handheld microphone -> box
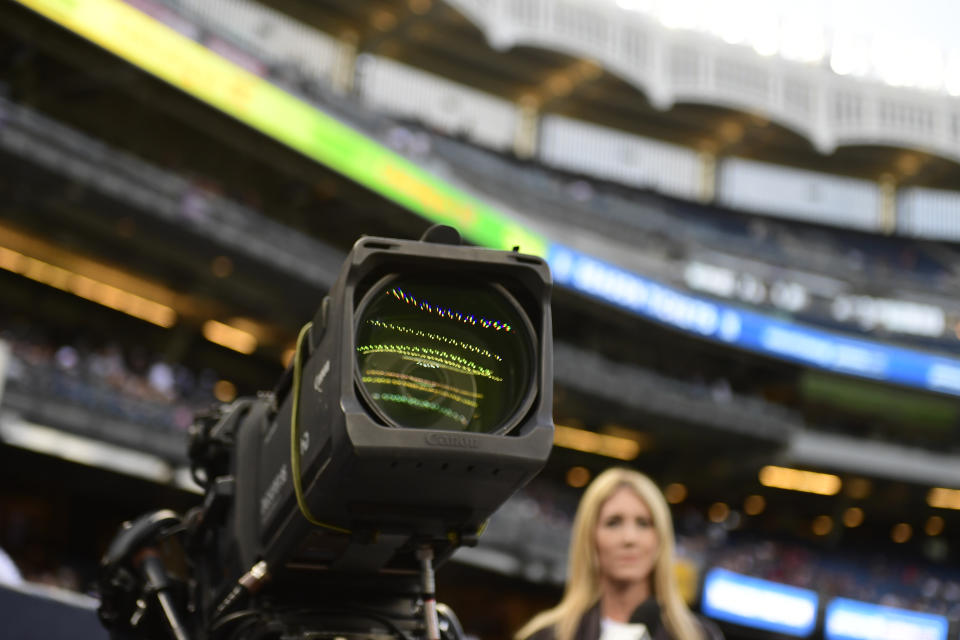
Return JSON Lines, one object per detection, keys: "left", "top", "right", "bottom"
{"left": 629, "top": 598, "right": 662, "bottom": 639}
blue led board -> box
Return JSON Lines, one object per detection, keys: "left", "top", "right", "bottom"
{"left": 548, "top": 243, "right": 960, "bottom": 397}
{"left": 825, "top": 598, "right": 948, "bottom": 640}
{"left": 701, "top": 568, "right": 818, "bottom": 637}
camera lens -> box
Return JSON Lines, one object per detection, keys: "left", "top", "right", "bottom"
{"left": 355, "top": 276, "right": 536, "bottom": 434}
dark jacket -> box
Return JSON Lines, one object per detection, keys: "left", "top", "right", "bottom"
{"left": 529, "top": 601, "right": 724, "bottom": 640}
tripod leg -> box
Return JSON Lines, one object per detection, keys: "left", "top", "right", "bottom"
{"left": 140, "top": 554, "right": 190, "bottom": 640}
{"left": 417, "top": 545, "right": 440, "bottom": 640}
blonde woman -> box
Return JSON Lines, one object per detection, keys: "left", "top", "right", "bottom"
{"left": 516, "top": 468, "right": 722, "bottom": 640}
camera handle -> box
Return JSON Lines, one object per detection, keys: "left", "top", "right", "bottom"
{"left": 98, "top": 510, "right": 190, "bottom": 640}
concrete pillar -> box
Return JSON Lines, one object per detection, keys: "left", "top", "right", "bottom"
{"left": 698, "top": 151, "right": 717, "bottom": 203}
{"left": 879, "top": 175, "right": 897, "bottom": 234}
{"left": 514, "top": 99, "right": 540, "bottom": 159}
{"left": 333, "top": 34, "right": 358, "bottom": 95}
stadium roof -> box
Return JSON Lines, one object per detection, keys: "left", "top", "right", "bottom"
{"left": 256, "top": 0, "right": 960, "bottom": 188}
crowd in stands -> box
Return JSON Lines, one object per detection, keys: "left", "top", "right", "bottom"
{"left": 0, "top": 321, "right": 220, "bottom": 434}
{"left": 1, "top": 323, "right": 957, "bottom": 621}
{"left": 712, "top": 536, "right": 960, "bottom": 621}
{"left": 4, "top": 477, "right": 959, "bottom": 622}
{"left": 0, "top": 322, "right": 225, "bottom": 594}
{"left": 488, "top": 484, "right": 960, "bottom": 623}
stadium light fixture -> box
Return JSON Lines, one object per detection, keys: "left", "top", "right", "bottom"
{"left": 553, "top": 423, "right": 642, "bottom": 460}
{"left": 811, "top": 515, "right": 833, "bottom": 536}
{"left": 844, "top": 477, "right": 872, "bottom": 500}
{"left": 750, "top": 15, "right": 780, "bottom": 57}
{"left": 891, "top": 522, "right": 912, "bottom": 544}
{"left": 566, "top": 466, "right": 591, "bottom": 488}
{"left": 925, "top": 516, "right": 945, "bottom": 536}
{"left": 743, "top": 494, "right": 765, "bottom": 515}
{"left": 213, "top": 380, "right": 238, "bottom": 403}
{"left": 842, "top": 507, "right": 864, "bottom": 528}
{"left": 927, "top": 487, "right": 960, "bottom": 510}
{"left": 708, "top": 502, "right": 730, "bottom": 523}
{"left": 758, "top": 465, "right": 841, "bottom": 496}
{"left": 202, "top": 320, "right": 258, "bottom": 354}
{"left": 664, "top": 482, "right": 688, "bottom": 504}
{"left": 829, "top": 34, "right": 870, "bottom": 77}
{"left": 0, "top": 245, "right": 177, "bottom": 328}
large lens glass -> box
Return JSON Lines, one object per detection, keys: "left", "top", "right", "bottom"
{"left": 355, "top": 276, "right": 535, "bottom": 434}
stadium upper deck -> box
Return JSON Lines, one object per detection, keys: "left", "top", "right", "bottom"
{"left": 201, "top": 0, "right": 960, "bottom": 184}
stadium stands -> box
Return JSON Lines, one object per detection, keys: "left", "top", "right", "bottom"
{"left": 3, "top": 1, "right": 960, "bottom": 639}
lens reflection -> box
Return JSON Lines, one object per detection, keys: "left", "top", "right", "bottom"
{"left": 355, "top": 278, "right": 534, "bottom": 433}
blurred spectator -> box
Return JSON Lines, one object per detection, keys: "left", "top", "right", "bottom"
{"left": 0, "top": 546, "right": 23, "bottom": 586}
{"left": 1, "top": 324, "right": 220, "bottom": 433}
{"left": 565, "top": 180, "right": 594, "bottom": 203}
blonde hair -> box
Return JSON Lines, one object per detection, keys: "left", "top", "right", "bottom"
{"left": 515, "top": 468, "right": 702, "bottom": 640}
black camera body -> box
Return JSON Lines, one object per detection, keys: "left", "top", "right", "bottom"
{"left": 99, "top": 229, "right": 554, "bottom": 640}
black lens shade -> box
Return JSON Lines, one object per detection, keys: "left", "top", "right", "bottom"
{"left": 355, "top": 276, "right": 535, "bottom": 434}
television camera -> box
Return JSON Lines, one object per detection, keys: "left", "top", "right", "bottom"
{"left": 97, "top": 226, "right": 554, "bottom": 640}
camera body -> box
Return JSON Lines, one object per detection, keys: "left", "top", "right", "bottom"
{"left": 100, "top": 229, "right": 554, "bottom": 640}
